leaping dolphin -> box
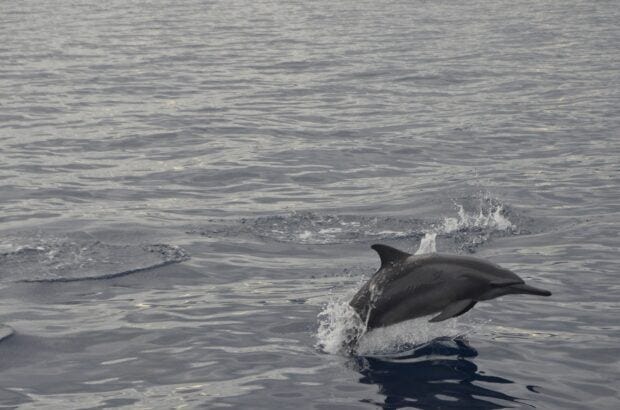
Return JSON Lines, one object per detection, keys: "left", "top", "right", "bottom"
{"left": 350, "top": 244, "right": 551, "bottom": 330}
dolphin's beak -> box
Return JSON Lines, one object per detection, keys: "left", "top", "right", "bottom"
{"left": 509, "top": 283, "right": 552, "bottom": 297}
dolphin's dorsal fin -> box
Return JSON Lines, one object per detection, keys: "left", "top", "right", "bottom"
{"left": 371, "top": 244, "right": 411, "bottom": 269}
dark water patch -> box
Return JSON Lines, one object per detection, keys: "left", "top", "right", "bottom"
{"left": 0, "top": 387, "right": 32, "bottom": 408}
{"left": 354, "top": 337, "right": 525, "bottom": 409}
{"left": 86, "top": 398, "right": 141, "bottom": 409}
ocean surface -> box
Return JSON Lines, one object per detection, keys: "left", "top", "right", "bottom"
{"left": 1, "top": 0, "right": 619, "bottom": 408}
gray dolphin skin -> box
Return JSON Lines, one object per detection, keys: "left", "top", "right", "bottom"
{"left": 350, "top": 244, "right": 552, "bottom": 330}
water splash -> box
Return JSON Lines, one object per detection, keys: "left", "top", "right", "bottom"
{"left": 315, "top": 295, "right": 365, "bottom": 355}
{"left": 442, "top": 203, "right": 514, "bottom": 234}
{"left": 415, "top": 232, "right": 437, "bottom": 255}
{"left": 415, "top": 199, "right": 515, "bottom": 255}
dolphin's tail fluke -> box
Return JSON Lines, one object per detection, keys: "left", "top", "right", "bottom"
{"left": 509, "top": 283, "right": 552, "bottom": 297}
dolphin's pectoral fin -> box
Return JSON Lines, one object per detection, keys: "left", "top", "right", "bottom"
{"left": 429, "top": 299, "right": 477, "bottom": 323}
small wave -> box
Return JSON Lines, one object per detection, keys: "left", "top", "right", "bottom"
{"left": 0, "top": 238, "right": 189, "bottom": 283}
{"left": 0, "top": 324, "right": 14, "bottom": 342}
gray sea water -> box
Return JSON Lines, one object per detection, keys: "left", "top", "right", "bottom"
{"left": 1, "top": 0, "right": 619, "bottom": 408}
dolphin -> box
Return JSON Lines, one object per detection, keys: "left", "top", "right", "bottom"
{"left": 350, "top": 244, "right": 551, "bottom": 330}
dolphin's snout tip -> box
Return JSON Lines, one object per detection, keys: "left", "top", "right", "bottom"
{"left": 532, "top": 287, "right": 552, "bottom": 297}
{"left": 511, "top": 283, "right": 552, "bottom": 297}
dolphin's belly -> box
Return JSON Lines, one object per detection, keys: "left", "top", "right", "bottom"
{"left": 366, "top": 284, "right": 449, "bottom": 328}
{"left": 365, "top": 271, "right": 481, "bottom": 329}
{"left": 368, "top": 298, "right": 441, "bottom": 328}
